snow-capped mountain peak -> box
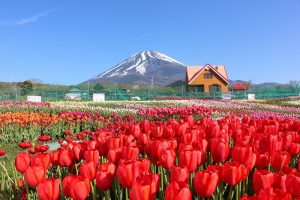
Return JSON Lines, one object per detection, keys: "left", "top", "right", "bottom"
{"left": 88, "top": 50, "right": 186, "bottom": 86}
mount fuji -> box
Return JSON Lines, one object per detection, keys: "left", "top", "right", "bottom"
{"left": 86, "top": 51, "right": 186, "bottom": 86}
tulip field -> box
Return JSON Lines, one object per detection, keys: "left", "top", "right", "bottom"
{"left": 0, "top": 98, "right": 300, "bottom": 200}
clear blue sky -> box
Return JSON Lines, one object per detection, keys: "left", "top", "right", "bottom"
{"left": 0, "top": 0, "right": 299, "bottom": 85}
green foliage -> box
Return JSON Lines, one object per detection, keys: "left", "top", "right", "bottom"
{"left": 17, "top": 80, "right": 34, "bottom": 95}
{"left": 93, "top": 83, "right": 105, "bottom": 91}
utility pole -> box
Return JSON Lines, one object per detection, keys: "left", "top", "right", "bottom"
{"left": 87, "top": 81, "right": 90, "bottom": 100}
{"left": 151, "top": 76, "right": 154, "bottom": 91}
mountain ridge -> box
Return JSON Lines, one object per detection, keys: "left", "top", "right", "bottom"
{"left": 84, "top": 50, "right": 186, "bottom": 86}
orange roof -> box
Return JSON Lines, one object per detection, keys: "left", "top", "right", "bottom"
{"left": 232, "top": 82, "right": 247, "bottom": 90}
{"left": 186, "top": 64, "right": 228, "bottom": 84}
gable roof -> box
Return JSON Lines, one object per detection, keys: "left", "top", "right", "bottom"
{"left": 186, "top": 64, "right": 229, "bottom": 85}
{"left": 232, "top": 82, "right": 247, "bottom": 90}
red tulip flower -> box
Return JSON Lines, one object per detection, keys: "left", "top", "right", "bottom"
{"left": 255, "top": 152, "right": 270, "bottom": 169}
{"left": 288, "top": 142, "right": 300, "bottom": 157}
{"left": 15, "top": 152, "right": 31, "bottom": 173}
{"left": 79, "top": 161, "right": 96, "bottom": 180}
{"left": 252, "top": 170, "right": 274, "bottom": 194}
{"left": 273, "top": 173, "right": 287, "bottom": 192}
{"left": 121, "top": 146, "right": 140, "bottom": 161}
{"left": 38, "top": 135, "right": 51, "bottom": 142}
{"left": 37, "top": 178, "right": 60, "bottom": 200}
{"left": 170, "top": 166, "right": 190, "bottom": 183}
{"left": 24, "top": 165, "right": 46, "bottom": 187}
{"left": 271, "top": 151, "right": 291, "bottom": 171}
{"left": 130, "top": 173, "right": 160, "bottom": 200}
{"left": 116, "top": 160, "right": 135, "bottom": 188}
{"left": 50, "top": 150, "right": 59, "bottom": 166}
{"left": 64, "top": 130, "right": 72, "bottom": 135}
{"left": 31, "top": 153, "right": 51, "bottom": 170}
{"left": 159, "top": 148, "right": 176, "bottom": 169}
{"left": 106, "top": 136, "right": 122, "bottom": 150}
{"left": 62, "top": 174, "right": 91, "bottom": 200}
{"left": 18, "top": 142, "right": 33, "bottom": 149}
{"left": 107, "top": 148, "right": 122, "bottom": 164}
{"left": 231, "top": 145, "right": 256, "bottom": 170}
{"left": 58, "top": 148, "right": 74, "bottom": 167}
{"left": 194, "top": 169, "right": 219, "bottom": 197}
{"left": 117, "top": 158, "right": 150, "bottom": 188}
{"left": 165, "top": 181, "right": 192, "bottom": 200}
{"left": 222, "top": 161, "right": 248, "bottom": 186}
{"left": 96, "top": 162, "right": 116, "bottom": 190}
{"left": 286, "top": 172, "right": 300, "bottom": 198}
{"left": 179, "top": 145, "right": 202, "bottom": 172}
{"left": 83, "top": 150, "right": 99, "bottom": 167}
{"left": 33, "top": 145, "right": 50, "bottom": 153}
{"left": 211, "top": 138, "right": 230, "bottom": 163}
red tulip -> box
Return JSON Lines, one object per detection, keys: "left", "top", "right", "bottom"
{"left": 71, "top": 143, "right": 83, "bottom": 161}
{"left": 116, "top": 160, "right": 135, "bottom": 188}
{"left": 31, "top": 153, "right": 51, "bottom": 170}
{"left": 96, "top": 162, "right": 116, "bottom": 190}
{"left": 18, "top": 142, "right": 33, "bottom": 149}
{"left": 121, "top": 146, "right": 139, "bottom": 160}
{"left": 15, "top": 152, "right": 31, "bottom": 173}
{"left": 117, "top": 158, "right": 150, "bottom": 188}
{"left": 37, "top": 178, "right": 60, "bottom": 200}
{"left": 254, "top": 187, "right": 291, "bottom": 200}
{"left": 33, "top": 145, "right": 50, "bottom": 153}
{"left": 286, "top": 172, "right": 300, "bottom": 198}
{"left": 24, "top": 165, "right": 46, "bottom": 187}
{"left": 50, "top": 150, "right": 59, "bottom": 166}
{"left": 165, "top": 181, "right": 192, "bottom": 200}
{"left": 79, "top": 161, "right": 96, "bottom": 180}
{"left": 38, "top": 135, "right": 51, "bottom": 142}
{"left": 222, "top": 161, "right": 248, "bottom": 186}
{"left": 252, "top": 170, "right": 274, "bottom": 194}
{"left": 271, "top": 151, "right": 290, "bottom": 171}
{"left": 62, "top": 174, "right": 90, "bottom": 200}
{"left": 254, "top": 152, "right": 270, "bottom": 169}
{"left": 211, "top": 138, "right": 230, "bottom": 163}
{"left": 58, "top": 148, "right": 74, "bottom": 167}
{"left": 194, "top": 169, "right": 219, "bottom": 197}
{"left": 170, "top": 166, "right": 189, "bottom": 183}
{"left": 179, "top": 145, "right": 202, "bottom": 172}
{"left": 231, "top": 145, "right": 256, "bottom": 170}
{"left": 159, "top": 148, "right": 176, "bottom": 169}
{"left": 106, "top": 136, "right": 122, "bottom": 150}
{"left": 83, "top": 150, "right": 99, "bottom": 167}
{"left": 288, "top": 143, "right": 300, "bottom": 157}
{"left": 273, "top": 173, "right": 287, "bottom": 192}
{"left": 64, "top": 130, "right": 72, "bottom": 135}
{"left": 129, "top": 173, "right": 160, "bottom": 200}
{"left": 107, "top": 148, "right": 122, "bottom": 164}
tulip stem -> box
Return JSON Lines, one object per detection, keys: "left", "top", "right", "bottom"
{"left": 0, "top": 162, "right": 13, "bottom": 183}
{"left": 25, "top": 183, "right": 31, "bottom": 200}
{"left": 235, "top": 184, "right": 239, "bottom": 200}
{"left": 227, "top": 186, "right": 234, "bottom": 200}
{"left": 91, "top": 181, "right": 96, "bottom": 200}
{"left": 125, "top": 188, "right": 129, "bottom": 200}
{"left": 159, "top": 166, "right": 164, "bottom": 199}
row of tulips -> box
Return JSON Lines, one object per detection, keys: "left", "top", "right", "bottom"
{"left": 1, "top": 113, "right": 300, "bottom": 199}
{"left": 0, "top": 111, "right": 135, "bottom": 143}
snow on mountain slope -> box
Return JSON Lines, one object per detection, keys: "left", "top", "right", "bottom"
{"left": 86, "top": 51, "right": 186, "bottom": 86}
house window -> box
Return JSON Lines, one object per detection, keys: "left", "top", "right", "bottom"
{"left": 209, "top": 85, "right": 221, "bottom": 92}
{"left": 204, "top": 73, "right": 212, "bottom": 79}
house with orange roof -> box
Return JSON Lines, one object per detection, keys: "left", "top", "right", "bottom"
{"left": 186, "top": 64, "right": 229, "bottom": 93}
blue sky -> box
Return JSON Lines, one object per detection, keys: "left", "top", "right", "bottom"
{"left": 0, "top": 0, "right": 299, "bottom": 85}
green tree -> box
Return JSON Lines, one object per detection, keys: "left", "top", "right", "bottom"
{"left": 93, "top": 83, "right": 105, "bottom": 91}
{"left": 17, "top": 80, "right": 34, "bottom": 95}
